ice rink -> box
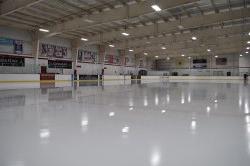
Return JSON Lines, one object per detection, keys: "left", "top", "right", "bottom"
{"left": 0, "top": 80, "right": 250, "bottom": 166}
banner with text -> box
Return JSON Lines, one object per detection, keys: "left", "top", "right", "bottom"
{"left": 40, "top": 43, "right": 69, "bottom": 59}
{"left": 78, "top": 50, "right": 97, "bottom": 63}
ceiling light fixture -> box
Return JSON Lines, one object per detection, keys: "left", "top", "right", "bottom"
{"left": 121, "top": 32, "right": 130, "bottom": 36}
{"left": 181, "top": 54, "right": 185, "bottom": 57}
{"left": 161, "top": 46, "right": 166, "bottom": 50}
{"left": 192, "top": 36, "right": 197, "bottom": 40}
{"left": 155, "top": 56, "right": 159, "bottom": 58}
{"left": 129, "top": 49, "right": 134, "bottom": 52}
{"left": 215, "top": 55, "right": 218, "bottom": 58}
{"left": 151, "top": 5, "right": 162, "bottom": 12}
{"left": 81, "top": 37, "right": 88, "bottom": 41}
{"left": 188, "top": 56, "right": 191, "bottom": 59}
{"left": 246, "top": 51, "right": 249, "bottom": 54}
{"left": 207, "top": 49, "right": 211, "bottom": 52}
{"left": 39, "top": 28, "right": 49, "bottom": 32}
{"left": 178, "top": 25, "right": 184, "bottom": 29}
{"left": 240, "top": 54, "right": 243, "bottom": 57}
{"left": 249, "top": 32, "right": 250, "bottom": 36}
{"left": 167, "top": 57, "right": 170, "bottom": 60}
{"left": 109, "top": 44, "right": 115, "bottom": 48}
{"left": 247, "top": 41, "right": 250, "bottom": 44}
{"left": 84, "top": 19, "right": 94, "bottom": 23}
{"left": 247, "top": 47, "right": 250, "bottom": 50}
{"left": 144, "top": 52, "right": 148, "bottom": 55}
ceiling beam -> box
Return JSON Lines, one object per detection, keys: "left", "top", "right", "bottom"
{"left": 136, "top": 40, "right": 247, "bottom": 58}
{"left": 45, "top": 0, "right": 199, "bottom": 37}
{"left": 85, "top": 8, "right": 250, "bottom": 44}
{"left": 0, "top": 0, "right": 44, "bottom": 16}
{"left": 114, "top": 25, "right": 250, "bottom": 49}
{"left": 134, "top": 35, "right": 248, "bottom": 54}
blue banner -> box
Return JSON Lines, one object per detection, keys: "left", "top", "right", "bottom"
{"left": 0, "top": 37, "right": 14, "bottom": 45}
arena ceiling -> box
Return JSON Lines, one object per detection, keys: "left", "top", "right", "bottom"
{"left": 0, "top": 0, "right": 250, "bottom": 58}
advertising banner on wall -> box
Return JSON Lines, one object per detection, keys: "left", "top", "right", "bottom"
{"left": 193, "top": 59, "right": 207, "bottom": 69}
{"left": 216, "top": 58, "right": 227, "bottom": 65}
{"left": 14, "top": 40, "right": 23, "bottom": 54}
{"left": 0, "top": 55, "right": 25, "bottom": 67}
{"left": 78, "top": 50, "right": 97, "bottom": 63}
{"left": 40, "top": 43, "right": 68, "bottom": 59}
{"left": 0, "top": 37, "right": 13, "bottom": 45}
{"left": 0, "top": 37, "right": 23, "bottom": 54}
{"left": 48, "top": 60, "right": 72, "bottom": 69}
{"left": 139, "top": 59, "right": 144, "bottom": 68}
{"left": 125, "top": 56, "right": 135, "bottom": 66}
{"left": 104, "top": 54, "right": 121, "bottom": 65}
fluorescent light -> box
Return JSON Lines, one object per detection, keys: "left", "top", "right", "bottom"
{"left": 155, "top": 56, "right": 159, "bottom": 58}
{"left": 161, "top": 110, "right": 166, "bottom": 113}
{"left": 81, "top": 120, "right": 88, "bottom": 126}
{"left": 249, "top": 32, "right": 250, "bottom": 36}
{"left": 144, "top": 52, "right": 148, "bottom": 55}
{"left": 240, "top": 54, "right": 243, "bottom": 57}
{"left": 161, "top": 46, "right": 166, "bottom": 50}
{"left": 122, "top": 32, "right": 130, "bottom": 36}
{"left": 40, "top": 129, "right": 50, "bottom": 138}
{"left": 247, "top": 41, "right": 250, "bottom": 44}
{"left": 178, "top": 25, "right": 184, "bottom": 29}
{"left": 39, "top": 28, "right": 49, "bottom": 32}
{"left": 247, "top": 47, "right": 250, "bottom": 50}
{"left": 151, "top": 5, "right": 162, "bottom": 12}
{"left": 109, "top": 44, "right": 115, "bottom": 47}
{"left": 215, "top": 55, "right": 218, "bottom": 58}
{"left": 192, "top": 36, "right": 197, "bottom": 40}
{"left": 122, "top": 126, "right": 130, "bottom": 133}
{"left": 109, "top": 112, "right": 115, "bottom": 117}
{"left": 81, "top": 37, "right": 88, "bottom": 41}
{"left": 206, "top": 106, "right": 211, "bottom": 112}
{"left": 181, "top": 54, "right": 185, "bottom": 57}
{"left": 246, "top": 51, "right": 249, "bottom": 54}
{"left": 129, "top": 49, "right": 134, "bottom": 52}
{"left": 84, "top": 19, "right": 94, "bottom": 23}
{"left": 207, "top": 49, "right": 211, "bottom": 52}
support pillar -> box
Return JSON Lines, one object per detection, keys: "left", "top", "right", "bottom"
{"left": 31, "top": 30, "right": 40, "bottom": 73}
{"left": 98, "top": 44, "right": 106, "bottom": 76}
{"left": 135, "top": 54, "right": 140, "bottom": 75}
{"left": 71, "top": 39, "right": 81, "bottom": 83}
{"left": 119, "top": 49, "right": 126, "bottom": 75}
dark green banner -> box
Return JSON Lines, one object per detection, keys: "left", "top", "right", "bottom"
{"left": 0, "top": 56, "right": 25, "bottom": 67}
{"left": 48, "top": 60, "right": 72, "bottom": 69}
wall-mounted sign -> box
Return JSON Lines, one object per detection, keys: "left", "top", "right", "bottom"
{"left": 139, "top": 59, "right": 144, "bottom": 68}
{"left": 216, "top": 58, "right": 227, "bottom": 65}
{"left": 78, "top": 50, "right": 97, "bottom": 63}
{"left": 14, "top": 40, "right": 23, "bottom": 54}
{"left": 48, "top": 60, "right": 72, "bottom": 69}
{"left": 0, "top": 37, "right": 13, "bottom": 45}
{"left": 41, "top": 44, "right": 68, "bottom": 59}
{"left": 105, "top": 50, "right": 121, "bottom": 65}
{"left": 193, "top": 59, "right": 207, "bottom": 69}
{"left": 0, "top": 37, "right": 23, "bottom": 54}
{"left": 0, "top": 55, "right": 25, "bottom": 67}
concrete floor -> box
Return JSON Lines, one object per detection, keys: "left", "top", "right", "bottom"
{"left": 0, "top": 80, "right": 250, "bottom": 166}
